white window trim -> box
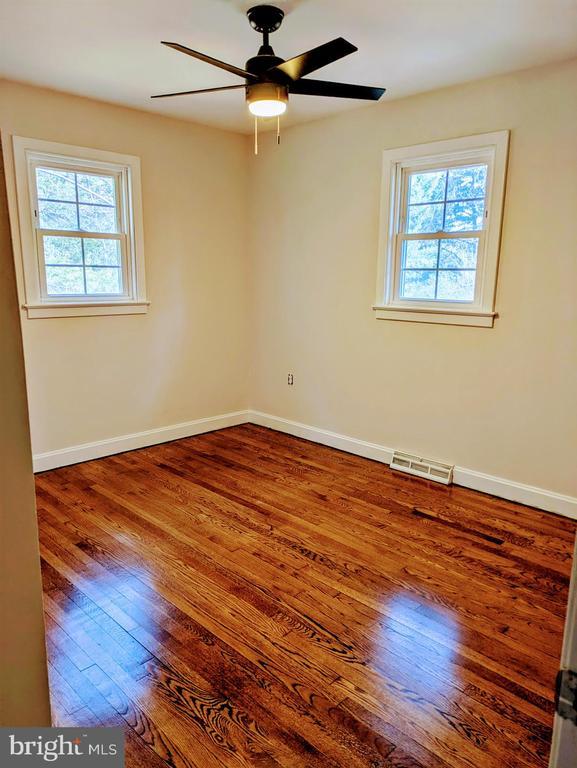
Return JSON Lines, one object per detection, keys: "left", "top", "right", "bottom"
{"left": 7, "top": 135, "right": 148, "bottom": 318}
{"left": 374, "top": 131, "right": 509, "bottom": 328}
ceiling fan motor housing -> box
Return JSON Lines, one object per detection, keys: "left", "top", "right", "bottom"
{"left": 245, "top": 52, "right": 284, "bottom": 76}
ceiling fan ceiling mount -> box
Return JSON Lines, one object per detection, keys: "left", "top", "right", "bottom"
{"left": 246, "top": 5, "right": 285, "bottom": 36}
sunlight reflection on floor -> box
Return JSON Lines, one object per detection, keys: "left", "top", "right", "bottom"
{"left": 376, "top": 594, "right": 460, "bottom": 700}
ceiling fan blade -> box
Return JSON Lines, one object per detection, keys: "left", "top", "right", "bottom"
{"left": 151, "top": 84, "right": 247, "bottom": 99}
{"left": 161, "top": 41, "right": 258, "bottom": 80}
{"left": 289, "top": 78, "right": 385, "bottom": 101}
{"left": 267, "top": 38, "right": 357, "bottom": 82}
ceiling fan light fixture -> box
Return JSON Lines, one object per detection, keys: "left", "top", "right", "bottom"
{"left": 247, "top": 82, "right": 288, "bottom": 117}
{"left": 249, "top": 99, "right": 287, "bottom": 117}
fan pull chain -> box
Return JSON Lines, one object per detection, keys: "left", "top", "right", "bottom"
{"left": 276, "top": 87, "right": 282, "bottom": 146}
{"left": 254, "top": 117, "right": 258, "bottom": 155}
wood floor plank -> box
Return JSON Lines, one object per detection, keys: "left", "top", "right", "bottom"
{"left": 37, "top": 424, "right": 575, "bottom": 767}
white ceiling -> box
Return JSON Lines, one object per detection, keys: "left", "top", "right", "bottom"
{"left": 1, "top": 0, "right": 576, "bottom": 134}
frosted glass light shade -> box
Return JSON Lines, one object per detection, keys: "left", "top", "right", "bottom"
{"left": 246, "top": 83, "right": 288, "bottom": 118}
{"left": 248, "top": 99, "right": 287, "bottom": 117}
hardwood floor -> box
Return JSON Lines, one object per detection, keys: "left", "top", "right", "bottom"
{"left": 36, "top": 424, "right": 575, "bottom": 768}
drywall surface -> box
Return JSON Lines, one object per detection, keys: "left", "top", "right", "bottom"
{"left": 0, "top": 80, "right": 251, "bottom": 455}
{"left": 248, "top": 59, "right": 577, "bottom": 498}
{"left": 2, "top": 59, "right": 576, "bottom": 503}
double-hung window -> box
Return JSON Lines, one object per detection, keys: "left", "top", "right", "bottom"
{"left": 374, "top": 131, "right": 509, "bottom": 327}
{"left": 9, "top": 136, "right": 148, "bottom": 318}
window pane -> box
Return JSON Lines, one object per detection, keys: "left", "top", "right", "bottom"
{"left": 400, "top": 270, "right": 436, "bottom": 299}
{"left": 437, "top": 270, "right": 476, "bottom": 301}
{"left": 408, "top": 170, "right": 446, "bottom": 204}
{"left": 445, "top": 200, "right": 484, "bottom": 232}
{"left": 78, "top": 204, "right": 117, "bottom": 233}
{"left": 45, "top": 266, "right": 84, "bottom": 295}
{"left": 438, "top": 238, "right": 479, "bottom": 269}
{"left": 38, "top": 200, "right": 78, "bottom": 230}
{"left": 43, "top": 236, "right": 83, "bottom": 265}
{"left": 77, "top": 174, "right": 116, "bottom": 205}
{"left": 35, "top": 168, "right": 76, "bottom": 202}
{"left": 406, "top": 203, "right": 444, "bottom": 234}
{"left": 84, "top": 238, "right": 121, "bottom": 266}
{"left": 447, "top": 165, "right": 487, "bottom": 200}
{"left": 85, "top": 267, "right": 122, "bottom": 294}
{"left": 403, "top": 240, "right": 439, "bottom": 269}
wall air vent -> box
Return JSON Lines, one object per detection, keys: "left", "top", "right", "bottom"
{"left": 390, "top": 450, "right": 454, "bottom": 485}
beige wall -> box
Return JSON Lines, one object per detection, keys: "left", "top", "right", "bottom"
{"left": 0, "top": 80, "right": 250, "bottom": 456}
{"left": 0, "top": 139, "right": 51, "bottom": 726}
{"left": 249, "top": 59, "right": 577, "bottom": 498}
{"left": 1, "top": 60, "right": 576, "bottom": 501}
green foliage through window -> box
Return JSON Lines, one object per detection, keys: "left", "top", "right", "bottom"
{"left": 400, "top": 164, "right": 487, "bottom": 302}
{"left": 35, "top": 167, "right": 124, "bottom": 297}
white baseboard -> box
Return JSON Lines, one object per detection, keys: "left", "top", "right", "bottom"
{"left": 248, "top": 410, "right": 577, "bottom": 521}
{"left": 33, "top": 407, "right": 577, "bottom": 521}
{"left": 451, "top": 466, "right": 577, "bottom": 520}
{"left": 250, "top": 410, "right": 394, "bottom": 464}
{"left": 32, "top": 410, "right": 251, "bottom": 472}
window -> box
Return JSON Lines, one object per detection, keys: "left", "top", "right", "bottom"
{"left": 9, "top": 136, "right": 148, "bottom": 318}
{"left": 374, "top": 131, "right": 509, "bottom": 327}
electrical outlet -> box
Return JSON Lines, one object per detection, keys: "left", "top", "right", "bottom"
{"left": 287, "top": 373, "right": 294, "bottom": 386}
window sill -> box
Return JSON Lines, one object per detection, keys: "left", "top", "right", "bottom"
{"left": 23, "top": 301, "right": 150, "bottom": 319}
{"left": 373, "top": 305, "right": 496, "bottom": 327}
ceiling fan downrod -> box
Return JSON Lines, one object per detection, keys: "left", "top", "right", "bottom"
{"left": 247, "top": 4, "right": 285, "bottom": 55}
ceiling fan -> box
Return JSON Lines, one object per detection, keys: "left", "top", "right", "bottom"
{"left": 152, "top": 4, "right": 386, "bottom": 122}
